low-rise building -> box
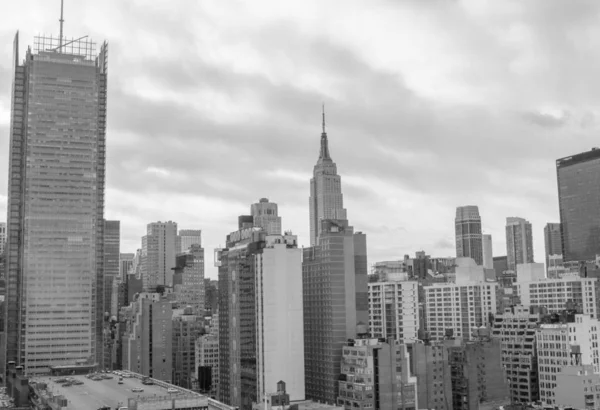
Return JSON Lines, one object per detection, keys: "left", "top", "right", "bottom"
{"left": 555, "top": 365, "right": 600, "bottom": 410}
{"left": 197, "top": 333, "right": 219, "bottom": 397}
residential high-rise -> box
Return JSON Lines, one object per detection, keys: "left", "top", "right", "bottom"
{"left": 217, "top": 219, "right": 305, "bottom": 409}
{"left": 0, "top": 222, "right": 6, "bottom": 255}
{"left": 537, "top": 313, "right": 600, "bottom": 407}
{"left": 309, "top": 111, "right": 347, "bottom": 246}
{"left": 543, "top": 223, "right": 562, "bottom": 269}
{"left": 455, "top": 206, "right": 483, "bottom": 265}
{"left": 303, "top": 219, "right": 368, "bottom": 404}
{"left": 337, "top": 338, "right": 417, "bottom": 410}
{"left": 367, "top": 281, "right": 419, "bottom": 343}
{"left": 172, "top": 307, "right": 205, "bottom": 389}
{"left": 482, "top": 234, "right": 493, "bottom": 269}
{"left": 251, "top": 198, "right": 281, "bottom": 235}
{"left": 491, "top": 305, "right": 542, "bottom": 404}
{"left": 141, "top": 221, "right": 178, "bottom": 290}
{"left": 178, "top": 229, "right": 202, "bottom": 253}
{"left": 506, "top": 217, "right": 534, "bottom": 271}
{"left": 4, "top": 32, "right": 108, "bottom": 374}
{"left": 557, "top": 148, "right": 600, "bottom": 262}
{"left": 121, "top": 292, "right": 172, "bottom": 380}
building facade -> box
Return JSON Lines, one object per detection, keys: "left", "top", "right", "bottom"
{"left": 407, "top": 341, "right": 452, "bottom": 410}
{"left": 506, "top": 217, "right": 534, "bottom": 271}
{"left": 172, "top": 308, "right": 205, "bottom": 389}
{"left": 309, "top": 113, "right": 348, "bottom": 246}
{"left": 250, "top": 199, "right": 281, "bottom": 235}
{"left": 141, "top": 221, "right": 178, "bottom": 290}
{"left": 423, "top": 282, "right": 498, "bottom": 341}
{"left": 119, "top": 253, "right": 135, "bottom": 279}
{"left": 196, "top": 334, "right": 219, "bottom": 398}
{"left": 0, "top": 222, "right": 6, "bottom": 255}
{"left": 217, "top": 222, "right": 305, "bottom": 410}
{"left": 557, "top": 148, "right": 600, "bottom": 262}
{"left": 555, "top": 365, "right": 600, "bottom": 410}
{"left": 121, "top": 292, "right": 173, "bottom": 381}
{"left": 178, "top": 229, "right": 202, "bottom": 253}
{"left": 368, "top": 281, "right": 419, "bottom": 343}
{"left": 303, "top": 219, "right": 368, "bottom": 404}
{"left": 544, "top": 223, "right": 562, "bottom": 270}
{"left": 455, "top": 206, "right": 483, "bottom": 265}
{"left": 536, "top": 314, "right": 600, "bottom": 406}
{"left": 491, "top": 305, "right": 541, "bottom": 404}
{"left": 173, "top": 243, "right": 205, "bottom": 315}
{"left": 516, "top": 277, "right": 599, "bottom": 318}
{"left": 4, "top": 32, "right": 108, "bottom": 374}
{"left": 337, "top": 338, "right": 417, "bottom": 410}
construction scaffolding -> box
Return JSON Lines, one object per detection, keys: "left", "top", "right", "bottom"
{"left": 33, "top": 34, "right": 96, "bottom": 60}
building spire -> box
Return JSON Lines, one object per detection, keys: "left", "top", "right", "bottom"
{"left": 318, "top": 105, "right": 331, "bottom": 161}
{"left": 59, "top": 0, "right": 65, "bottom": 52}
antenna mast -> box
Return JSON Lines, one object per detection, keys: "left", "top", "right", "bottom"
{"left": 59, "top": 0, "right": 64, "bottom": 52}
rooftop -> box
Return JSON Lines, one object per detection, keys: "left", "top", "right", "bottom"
{"left": 31, "top": 373, "right": 201, "bottom": 410}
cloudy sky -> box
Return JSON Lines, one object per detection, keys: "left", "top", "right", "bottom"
{"left": 1, "top": 0, "right": 599, "bottom": 278}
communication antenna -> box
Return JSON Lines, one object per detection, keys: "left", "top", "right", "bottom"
{"left": 59, "top": 0, "right": 65, "bottom": 52}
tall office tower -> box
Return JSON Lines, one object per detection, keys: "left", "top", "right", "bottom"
{"left": 119, "top": 253, "right": 135, "bottom": 279}
{"left": 217, "top": 222, "right": 304, "bottom": 409}
{"left": 196, "top": 334, "right": 219, "bottom": 397}
{"left": 251, "top": 198, "right": 282, "bottom": 235}
{"left": 455, "top": 206, "right": 483, "bottom": 265}
{"left": 0, "top": 222, "right": 6, "bottom": 255}
{"left": 337, "top": 338, "right": 417, "bottom": 410}
{"left": 491, "top": 305, "right": 542, "bottom": 404}
{"left": 204, "top": 279, "right": 218, "bottom": 314}
{"left": 505, "top": 217, "right": 534, "bottom": 271}
{"left": 543, "top": 223, "right": 562, "bottom": 269}
{"left": 172, "top": 307, "right": 204, "bottom": 389}
{"left": 536, "top": 313, "right": 600, "bottom": 407}
{"left": 309, "top": 111, "right": 348, "bottom": 246}
{"left": 303, "top": 219, "right": 368, "bottom": 404}
{"left": 4, "top": 31, "right": 108, "bottom": 374}
{"left": 557, "top": 148, "right": 600, "bottom": 262}
{"left": 141, "top": 221, "right": 178, "bottom": 290}
{"left": 447, "top": 334, "right": 510, "bottom": 410}
{"left": 367, "top": 281, "right": 419, "bottom": 342}
{"left": 178, "top": 229, "right": 202, "bottom": 253}
{"left": 407, "top": 341, "right": 452, "bottom": 410}
{"left": 482, "top": 234, "right": 493, "bottom": 269}
{"left": 121, "top": 292, "right": 173, "bottom": 380}
{"left": 516, "top": 277, "right": 599, "bottom": 317}
{"left": 103, "top": 221, "right": 120, "bottom": 313}
{"left": 172, "top": 244, "right": 205, "bottom": 315}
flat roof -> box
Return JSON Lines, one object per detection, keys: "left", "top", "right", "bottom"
{"left": 556, "top": 148, "right": 600, "bottom": 168}
{"left": 32, "top": 374, "right": 183, "bottom": 410}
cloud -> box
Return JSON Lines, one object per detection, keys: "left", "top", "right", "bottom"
{"left": 1, "top": 0, "right": 600, "bottom": 278}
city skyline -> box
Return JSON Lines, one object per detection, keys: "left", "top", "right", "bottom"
{"left": 2, "top": 1, "right": 600, "bottom": 279}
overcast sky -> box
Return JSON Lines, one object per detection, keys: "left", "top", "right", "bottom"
{"left": 1, "top": 0, "right": 599, "bottom": 279}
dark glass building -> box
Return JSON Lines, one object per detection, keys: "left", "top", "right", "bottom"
{"left": 557, "top": 148, "right": 600, "bottom": 262}
{"left": 4, "top": 33, "right": 108, "bottom": 374}
{"left": 455, "top": 206, "right": 483, "bottom": 265}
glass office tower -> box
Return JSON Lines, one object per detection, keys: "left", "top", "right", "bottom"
{"left": 557, "top": 148, "right": 600, "bottom": 262}
{"left": 4, "top": 33, "right": 108, "bottom": 374}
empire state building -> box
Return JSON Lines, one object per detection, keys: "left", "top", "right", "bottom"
{"left": 309, "top": 110, "right": 348, "bottom": 246}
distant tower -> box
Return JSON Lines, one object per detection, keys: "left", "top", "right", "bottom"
{"left": 544, "top": 223, "right": 562, "bottom": 268}
{"left": 309, "top": 107, "right": 348, "bottom": 246}
{"left": 482, "top": 234, "right": 493, "bottom": 269}
{"left": 141, "top": 221, "right": 178, "bottom": 290}
{"left": 455, "top": 206, "right": 483, "bottom": 265}
{"left": 251, "top": 198, "right": 282, "bottom": 235}
{"left": 505, "top": 217, "right": 534, "bottom": 271}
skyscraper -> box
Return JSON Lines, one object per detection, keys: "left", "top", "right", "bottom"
{"left": 217, "top": 214, "right": 305, "bottom": 409}
{"left": 251, "top": 198, "right": 281, "bottom": 235}
{"left": 119, "top": 253, "right": 135, "bottom": 279}
{"left": 309, "top": 110, "right": 347, "bottom": 246}
{"left": 557, "top": 148, "right": 600, "bottom": 262}
{"left": 455, "top": 206, "right": 483, "bottom": 265}
{"left": 4, "top": 31, "right": 108, "bottom": 374}
{"left": 505, "top": 217, "right": 534, "bottom": 271}
{"left": 303, "top": 219, "right": 368, "bottom": 404}
{"left": 178, "top": 229, "right": 202, "bottom": 253}
{"left": 173, "top": 244, "right": 205, "bottom": 315}
{"left": 141, "top": 221, "right": 178, "bottom": 290}
{"left": 544, "top": 223, "right": 562, "bottom": 270}
{"left": 104, "top": 221, "right": 120, "bottom": 313}
{"left": 482, "top": 234, "right": 493, "bottom": 269}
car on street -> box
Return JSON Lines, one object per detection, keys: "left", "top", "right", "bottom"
{"left": 167, "top": 388, "right": 178, "bottom": 394}
{"left": 132, "top": 387, "right": 144, "bottom": 393}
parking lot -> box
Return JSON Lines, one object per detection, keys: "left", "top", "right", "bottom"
{"left": 34, "top": 373, "right": 181, "bottom": 409}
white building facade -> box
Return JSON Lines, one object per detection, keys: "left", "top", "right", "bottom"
{"left": 368, "top": 281, "right": 419, "bottom": 342}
